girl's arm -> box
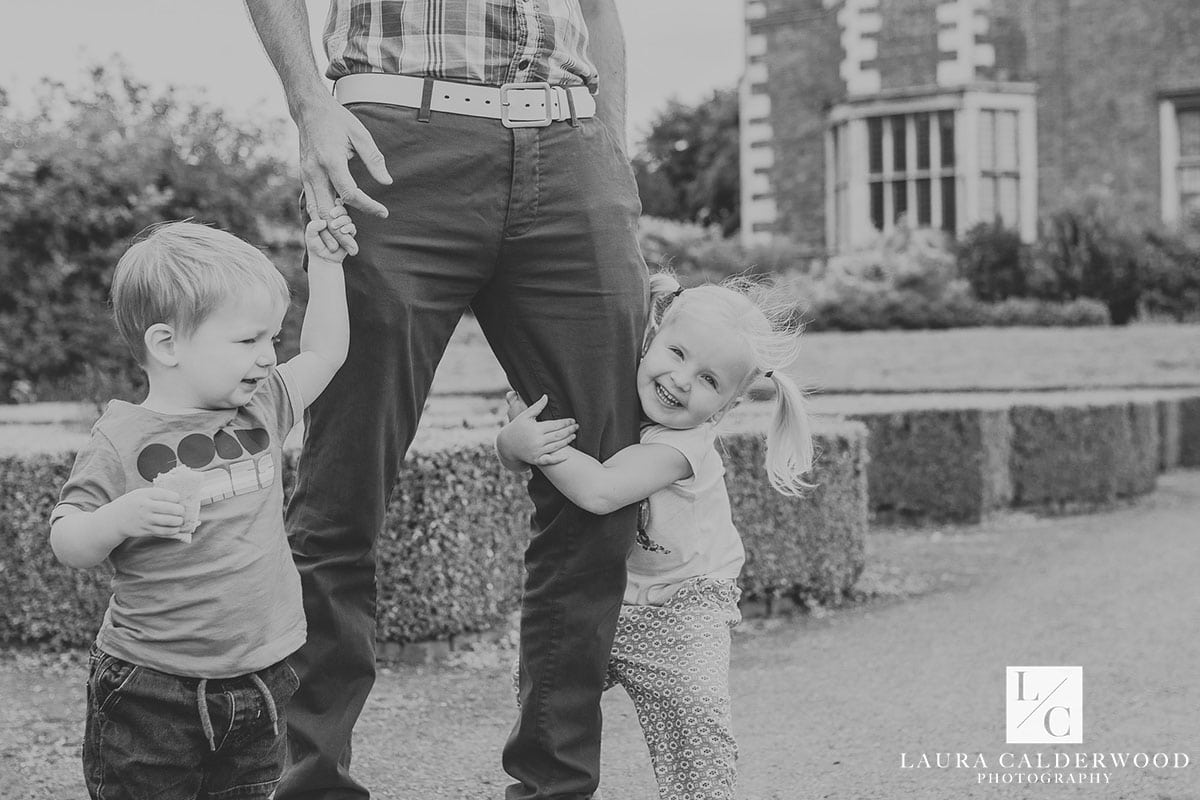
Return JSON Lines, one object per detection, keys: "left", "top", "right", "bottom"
{"left": 282, "top": 212, "right": 355, "bottom": 407}
{"left": 540, "top": 443, "right": 692, "bottom": 516}
{"left": 497, "top": 392, "right": 692, "bottom": 514}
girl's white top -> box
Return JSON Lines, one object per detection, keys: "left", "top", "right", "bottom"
{"left": 624, "top": 422, "right": 745, "bottom": 606}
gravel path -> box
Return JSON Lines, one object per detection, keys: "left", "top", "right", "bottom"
{"left": 3, "top": 472, "right": 1199, "bottom": 799}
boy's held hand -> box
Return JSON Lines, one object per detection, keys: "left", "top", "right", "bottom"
{"left": 500, "top": 394, "right": 579, "bottom": 466}
{"left": 306, "top": 203, "right": 358, "bottom": 262}
{"left": 505, "top": 390, "right": 528, "bottom": 422}
{"left": 107, "top": 488, "right": 187, "bottom": 540}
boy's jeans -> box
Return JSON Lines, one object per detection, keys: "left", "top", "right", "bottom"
{"left": 83, "top": 644, "right": 299, "bottom": 800}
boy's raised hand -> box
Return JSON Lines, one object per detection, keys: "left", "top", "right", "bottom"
{"left": 305, "top": 202, "right": 358, "bottom": 262}
{"left": 498, "top": 393, "right": 579, "bottom": 467}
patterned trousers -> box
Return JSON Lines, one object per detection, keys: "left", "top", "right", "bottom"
{"left": 606, "top": 578, "right": 742, "bottom": 800}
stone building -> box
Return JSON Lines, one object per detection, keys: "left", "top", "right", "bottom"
{"left": 739, "top": 0, "right": 1200, "bottom": 253}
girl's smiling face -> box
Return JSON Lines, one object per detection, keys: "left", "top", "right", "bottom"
{"left": 637, "top": 311, "right": 755, "bottom": 430}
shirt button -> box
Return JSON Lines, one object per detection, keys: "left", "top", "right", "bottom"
{"left": 517, "top": 58, "right": 531, "bottom": 70}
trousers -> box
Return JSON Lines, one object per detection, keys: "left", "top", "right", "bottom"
{"left": 606, "top": 578, "right": 742, "bottom": 800}
{"left": 83, "top": 646, "right": 298, "bottom": 800}
{"left": 277, "top": 103, "right": 647, "bottom": 800}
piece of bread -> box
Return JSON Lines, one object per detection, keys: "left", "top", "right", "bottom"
{"left": 152, "top": 465, "right": 206, "bottom": 542}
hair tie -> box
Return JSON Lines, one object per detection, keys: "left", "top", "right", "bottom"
{"left": 763, "top": 370, "right": 774, "bottom": 379}
{"left": 672, "top": 286, "right": 684, "bottom": 297}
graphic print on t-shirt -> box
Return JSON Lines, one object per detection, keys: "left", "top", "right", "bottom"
{"left": 136, "top": 426, "right": 276, "bottom": 507}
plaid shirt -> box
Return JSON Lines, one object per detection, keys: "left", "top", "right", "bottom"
{"left": 322, "top": 0, "right": 598, "bottom": 90}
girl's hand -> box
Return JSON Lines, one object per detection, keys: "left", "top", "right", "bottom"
{"left": 497, "top": 394, "right": 579, "bottom": 467}
{"left": 105, "top": 488, "right": 186, "bottom": 540}
{"left": 305, "top": 203, "right": 358, "bottom": 262}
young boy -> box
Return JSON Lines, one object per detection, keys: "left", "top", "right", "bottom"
{"left": 49, "top": 211, "right": 355, "bottom": 799}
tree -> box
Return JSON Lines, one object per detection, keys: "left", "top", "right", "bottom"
{"left": 633, "top": 88, "right": 740, "bottom": 237}
{"left": 0, "top": 63, "right": 299, "bottom": 402}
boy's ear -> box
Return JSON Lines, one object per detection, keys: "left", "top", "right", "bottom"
{"left": 143, "top": 323, "right": 179, "bottom": 368}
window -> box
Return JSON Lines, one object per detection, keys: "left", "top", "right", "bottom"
{"left": 979, "top": 109, "right": 1020, "bottom": 228}
{"left": 1162, "top": 95, "right": 1200, "bottom": 224}
{"left": 1181, "top": 108, "right": 1200, "bottom": 215}
{"left": 865, "top": 111, "right": 956, "bottom": 234}
{"left": 827, "top": 88, "right": 1036, "bottom": 252}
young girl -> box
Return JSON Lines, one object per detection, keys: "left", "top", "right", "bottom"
{"left": 496, "top": 272, "right": 814, "bottom": 800}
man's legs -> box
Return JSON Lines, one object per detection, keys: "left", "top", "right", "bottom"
{"left": 279, "top": 105, "right": 510, "bottom": 800}
{"left": 473, "top": 117, "right": 647, "bottom": 799}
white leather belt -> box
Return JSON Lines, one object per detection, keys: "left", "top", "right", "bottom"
{"left": 332, "top": 73, "right": 596, "bottom": 128}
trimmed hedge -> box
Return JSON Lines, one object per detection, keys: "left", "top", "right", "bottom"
{"left": 0, "top": 420, "right": 868, "bottom": 648}
{"left": 721, "top": 414, "right": 867, "bottom": 606}
{"left": 1009, "top": 401, "right": 1158, "bottom": 509}
{"left": 851, "top": 407, "right": 1012, "bottom": 523}
{"left": 830, "top": 391, "right": 1197, "bottom": 522}
{"left": 0, "top": 455, "right": 110, "bottom": 647}
{"left": 1180, "top": 396, "right": 1200, "bottom": 468}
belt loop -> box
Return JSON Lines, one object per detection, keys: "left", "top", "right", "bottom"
{"left": 417, "top": 77, "right": 435, "bottom": 123}
{"left": 564, "top": 87, "right": 580, "bottom": 128}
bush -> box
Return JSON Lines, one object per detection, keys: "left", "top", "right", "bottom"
{"left": 790, "top": 226, "right": 1109, "bottom": 331}
{"left": 956, "top": 222, "right": 1030, "bottom": 301}
{"left": 980, "top": 297, "right": 1110, "bottom": 327}
{"left": 1140, "top": 222, "right": 1200, "bottom": 322}
{"left": 0, "top": 63, "right": 298, "bottom": 404}
{"left": 1036, "top": 194, "right": 1142, "bottom": 324}
{"left": 636, "top": 217, "right": 819, "bottom": 284}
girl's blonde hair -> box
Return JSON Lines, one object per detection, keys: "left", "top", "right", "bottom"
{"left": 111, "top": 221, "right": 291, "bottom": 363}
{"left": 646, "top": 271, "right": 814, "bottom": 496}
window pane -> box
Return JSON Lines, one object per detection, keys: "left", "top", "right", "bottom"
{"left": 941, "top": 176, "right": 956, "bottom": 232}
{"left": 980, "top": 176, "right": 996, "bottom": 222}
{"left": 997, "top": 110, "right": 1019, "bottom": 171}
{"left": 1180, "top": 109, "right": 1200, "bottom": 157}
{"left": 939, "top": 111, "right": 955, "bottom": 168}
{"left": 1180, "top": 164, "right": 1200, "bottom": 194}
{"left": 869, "top": 118, "right": 883, "bottom": 174}
{"left": 837, "top": 124, "right": 849, "bottom": 176}
{"left": 892, "top": 116, "right": 907, "bottom": 172}
{"left": 893, "top": 180, "right": 908, "bottom": 223}
{"left": 999, "top": 177, "right": 1019, "bottom": 227}
{"left": 870, "top": 180, "right": 884, "bottom": 230}
{"left": 916, "top": 178, "right": 931, "bottom": 225}
{"left": 979, "top": 110, "right": 995, "bottom": 171}
{"left": 916, "top": 114, "right": 931, "bottom": 170}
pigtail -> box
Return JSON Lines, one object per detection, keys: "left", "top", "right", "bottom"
{"left": 763, "top": 369, "right": 815, "bottom": 496}
{"left": 644, "top": 272, "right": 684, "bottom": 352}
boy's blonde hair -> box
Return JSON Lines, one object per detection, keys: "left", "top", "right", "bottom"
{"left": 647, "top": 271, "right": 814, "bottom": 496}
{"left": 111, "top": 221, "right": 291, "bottom": 363}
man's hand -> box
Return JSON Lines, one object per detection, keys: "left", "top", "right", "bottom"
{"left": 105, "top": 488, "right": 186, "bottom": 540}
{"left": 298, "top": 95, "right": 392, "bottom": 252}
{"left": 497, "top": 393, "right": 579, "bottom": 467}
{"left": 305, "top": 202, "right": 358, "bottom": 260}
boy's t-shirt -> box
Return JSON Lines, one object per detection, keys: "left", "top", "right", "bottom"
{"left": 51, "top": 367, "right": 306, "bottom": 678}
{"left": 623, "top": 422, "right": 745, "bottom": 606}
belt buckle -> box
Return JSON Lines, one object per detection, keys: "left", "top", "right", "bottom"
{"left": 500, "top": 82, "right": 554, "bottom": 128}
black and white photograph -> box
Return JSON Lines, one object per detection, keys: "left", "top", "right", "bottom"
{"left": 1, "top": 1, "right": 1197, "bottom": 798}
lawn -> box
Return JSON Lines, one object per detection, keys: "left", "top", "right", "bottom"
{"left": 430, "top": 318, "right": 1200, "bottom": 397}
{"left": 1, "top": 322, "right": 1197, "bottom": 440}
